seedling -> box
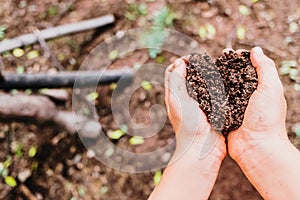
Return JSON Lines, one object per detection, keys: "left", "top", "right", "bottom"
{"left": 129, "top": 136, "right": 145, "bottom": 145}
{"left": 12, "top": 48, "right": 24, "bottom": 58}
{"left": 141, "top": 80, "right": 153, "bottom": 91}
{"left": 0, "top": 25, "right": 6, "bottom": 40}
{"left": 27, "top": 50, "right": 39, "bottom": 60}
{"left": 153, "top": 170, "right": 162, "bottom": 186}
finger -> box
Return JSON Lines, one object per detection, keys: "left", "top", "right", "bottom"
{"left": 169, "top": 58, "right": 190, "bottom": 103}
{"left": 250, "top": 47, "right": 283, "bottom": 92}
{"left": 164, "top": 63, "right": 176, "bottom": 114}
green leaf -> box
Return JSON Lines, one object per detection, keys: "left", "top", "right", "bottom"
{"left": 10, "top": 89, "right": 19, "bottom": 95}
{"left": 141, "top": 80, "right": 153, "bottom": 91}
{"left": 236, "top": 25, "right": 246, "bottom": 40}
{"left": 239, "top": 5, "right": 251, "bottom": 16}
{"left": 120, "top": 124, "right": 128, "bottom": 133}
{"left": 138, "top": 4, "right": 148, "bottom": 15}
{"left": 294, "top": 84, "right": 300, "bottom": 91}
{"left": 5, "top": 176, "right": 17, "bottom": 187}
{"left": 27, "top": 50, "right": 39, "bottom": 60}
{"left": 155, "top": 55, "right": 165, "bottom": 64}
{"left": 206, "top": 24, "right": 216, "bottom": 39}
{"left": 3, "top": 157, "right": 11, "bottom": 168}
{"left": 110, "top": 83, "right": 117, "bottom": 90}
{"left": 129, "top": 136, "right": 145, "bottom": 145}
{"left": 16, "top": 66, "right": 25, "bottom": 74}
{"left": 15, "top": 143, "right": 23, "bottom": 157}
{"left": 78, "top": 187, "right": 86, "bottom": 197}
{"left": 48, "top": 6, "right": 57, "bottom": 17}
{"left": 198, "top": 26, "right": 207, "bottom": 39}
{"left": 28, "top": 146, "right": 37, "bottom": 158}
{"left": 13, "top": 48, "right": 24, "bottom": 58}
{"left": 294, "top": 123, "right": 300, "bottom": 137}
{"left": 108, "top": 50, "right": 119, "bottom": 60}
{"left": 24, "top": 89, "right": 32, "bottom": 95}
{"left": 100, "top": 186, "right": 108, "bottom": 194}
{"left": 108, "top": 130, "right": 125, "bottom": 140}
{"left": 153, "top": 7, "right": 175, "bottom": 27}
{"left": 252, "top": 0, "right": 260, "bottom": 3}
{"left": 281, "top": 60, "right": 297, "bottom": 68}
{"left": 289, "top": 68, "right": 299, "bottom": 81}
{"left": 279, "top": 65, "right": 291, "bottom": 75}
{"left": 86, "top": 92, "right": 99, "bottom": 101}
{"left": 0, "top": 25, "right": 6, "bottom": 40}
{"left": 125, "top": 12, "right": 136, "bottom": 21}
{"left": 153, "top": 170, "right": 162, "bottom": 186}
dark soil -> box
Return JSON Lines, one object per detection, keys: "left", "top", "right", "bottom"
{"left": 186, "top": 51, "right": 258, "bottom": 135}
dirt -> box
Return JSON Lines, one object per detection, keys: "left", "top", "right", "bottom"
{"left": 0, "top": 0, "right": 300, "bottom": 199}
{"left": 186, "top": 51, "right": 258, "bottom": 135}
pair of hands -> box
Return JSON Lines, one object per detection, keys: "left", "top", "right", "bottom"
{"left": 165, "top": 46, "right": 287, "bottom": 163}
{"left": 151, "top": 46, "right": 300, "bottom": 200}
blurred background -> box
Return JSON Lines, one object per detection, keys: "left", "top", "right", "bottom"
{"left": 0, "top": 0, "right": 300, "bottom": 199}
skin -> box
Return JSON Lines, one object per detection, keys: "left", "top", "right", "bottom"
{"left": 149, "top": 47, "right": 300, "bottom": 200}
{"left": 148, "top": 57, "right": 226, "bottom": 200}
{"left": 228, "top": 47, "right": 300, "bottom": 200}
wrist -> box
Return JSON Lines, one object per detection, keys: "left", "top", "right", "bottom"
{"left": 228, "top": 127, "right": 290, "bottom": 165}
{"left": 171, "top": 134, "right": 226, "bottom": 173}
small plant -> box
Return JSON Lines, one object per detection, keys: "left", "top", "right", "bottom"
{"left": 28, "top": 146, "right": 37, "bottom": 158}
{"left": 140, "top": 7, "right": 177, "bottom": 58}
{"left": 198, "top": 23, "right": 217, "bottom": 40}
{"left": 125, "top": 3, "right": 148, "bottom": 21}
{"left": 86, "top": 91, "right": 99, "bottom": 101}
{"left": 48, "top": 6, "right": 58, "bottom": 17}
{"left": 153, "top": 170, "right": 162, "bottom": 186}
{"left": 279, "top": 60, "right": 299, "bottom": 81}
{"left": 129, "top": 136, "right": 144, "bottom": 145}
{"left": 0, "top": 25, "right": 7, "bottom": 41}
{"left": 141, "top": 80, "right": 153, "bottom": 91}
{"left": 0, "top": 157, "right": 17, "bottom": 187}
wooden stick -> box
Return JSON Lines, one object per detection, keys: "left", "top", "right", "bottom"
{"left": 34, "top": 30, "right": 64, "bottom": 71}
{"left": 0, "top": 69, "right": 133, "bottom": 89}
{"left": 0, "top": 15, "right": 115, "bottom": 53}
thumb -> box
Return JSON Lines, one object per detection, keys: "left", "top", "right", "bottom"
{"left": 250, "top": 47, "right": 283, "bottom": 92}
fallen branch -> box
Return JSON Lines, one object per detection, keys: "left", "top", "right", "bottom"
{"left": 0, "top": 69, "right": 133, "bottom": 89}
{"left": 0, "top": 93, "right": 100, "bottom": 138}
{"left": 0, "top": 15, "right": 115, "bottom": 53}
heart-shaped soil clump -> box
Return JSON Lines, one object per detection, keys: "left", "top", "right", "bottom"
{"left": 186, "top": 50, "right": 258, "bottom": 135}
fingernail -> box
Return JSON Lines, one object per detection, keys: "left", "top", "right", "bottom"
{"left": 253, "top": 47, "right": 264, "bottom": 55}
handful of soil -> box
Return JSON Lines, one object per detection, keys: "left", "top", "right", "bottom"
{"left": 186, "top": 50, "right": 258, "bottom": 135}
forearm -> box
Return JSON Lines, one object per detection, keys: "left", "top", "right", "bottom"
{"left": 235, "top": 136, "right": 300, "bottom": 200}
{"left": 149, "top": 140, "right": 225, "bottom": 200}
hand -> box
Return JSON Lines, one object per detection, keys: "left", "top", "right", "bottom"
{"left": 228, "top": 47, "right": 288, "bottom": 160}
{"left": 149, "top": 57, "right": 226, "bottom": 200}
{"left": 226, "top": 47, "right": 300, "bottom": 200}
{"left": 164, "top": 57, "right": 226, "bottom": 162}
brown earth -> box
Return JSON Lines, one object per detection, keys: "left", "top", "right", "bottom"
{"left": 0, "top": 0, "right": 300, "bottom": 199}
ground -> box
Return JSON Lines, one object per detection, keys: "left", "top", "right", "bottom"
{"left": 0, "top": 0, "right": 300, "bottom": 199}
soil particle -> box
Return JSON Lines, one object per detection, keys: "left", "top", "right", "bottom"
{"left": 186, "top": 50, "right": 258, "bottom": 135}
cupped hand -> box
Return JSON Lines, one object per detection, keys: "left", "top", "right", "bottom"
{"left": 164, "top": 57, "right": 226, "bottom": 161}
{"left": 227, "top": 47, "right": 288, "bottom": 161}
